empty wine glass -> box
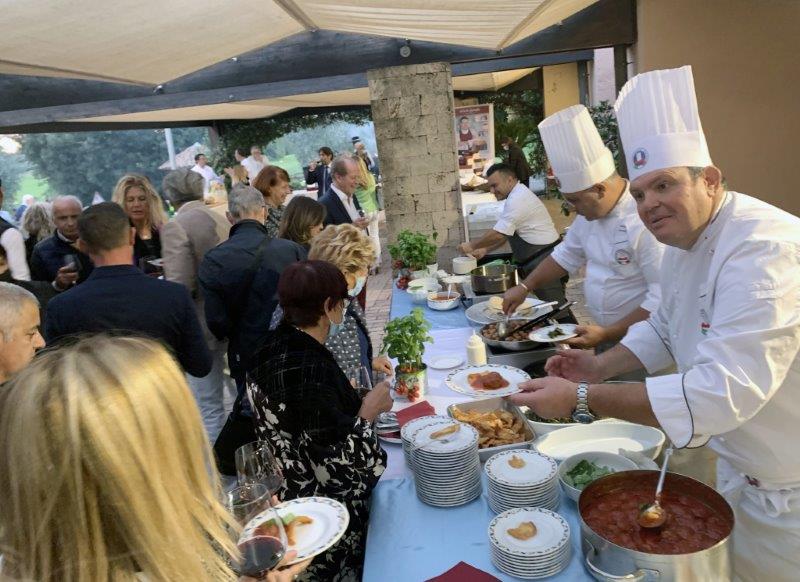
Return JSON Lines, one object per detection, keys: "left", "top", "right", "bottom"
{"left": 350, "top": 364, "right": 373, "bottom": 398}
{"left": 235, "top": 441, "right": 284, "bottom": 494}
{"left": 226, "top": 484, "right": 288, "bottom": 577}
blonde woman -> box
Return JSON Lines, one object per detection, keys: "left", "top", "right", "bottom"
{"left": 111, "top": 174, "right": 168, "bottom": 266}
{"left": 20, "top": 201, "right": 54, "bottom": 263}
{"left": 352, "top": 155, "right": 382, "bottom": 271}
{"left": 225, "top": 164, "right": 249, "bottom": 186}
{"left": 0, "top": 335, "right": 308, "bottom": 582}
{"left": 308, "top": 224, "right": 392, "bottom": 382}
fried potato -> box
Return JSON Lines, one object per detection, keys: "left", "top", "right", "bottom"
{"left": 508, "top": 455, "right": 526, "bottom": 469}
{"left": 508, "top": 521, "right": 537, "bottom": 541}
{"left": 451, "top": 406, "right": 529, "bottom": 449}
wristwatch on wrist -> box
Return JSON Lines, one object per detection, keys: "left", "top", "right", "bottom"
{"left": 572, "top": 381, "right": 597, "bottom": 424}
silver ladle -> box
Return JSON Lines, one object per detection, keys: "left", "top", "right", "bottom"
{"left": 638, "top": 445, "right": 674, "bottom": 528}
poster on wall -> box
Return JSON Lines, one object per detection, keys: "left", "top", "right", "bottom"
{"left": 454, "top": 104, "right": 495, "bottom": 173}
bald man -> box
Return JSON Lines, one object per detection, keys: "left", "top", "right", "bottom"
{"left": 29, "top": 195, "right": 93, "bottom": 288}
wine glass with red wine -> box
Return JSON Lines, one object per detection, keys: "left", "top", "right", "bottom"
{"left": 225, "top": 484, "right": 288, "bottom": 577}
{"left": 235, "top": 441, "right": 284, "bottom": 494}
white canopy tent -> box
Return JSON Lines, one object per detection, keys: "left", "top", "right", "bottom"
{"left": 0, "top": 0, "right": 635, "bottom": 130}
{"left": 1, "top": 1, "right": 596, "bottom": 85}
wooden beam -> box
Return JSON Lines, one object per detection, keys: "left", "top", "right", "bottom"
{"left": 0, "top": 73, "right": 368, "bottom": 128}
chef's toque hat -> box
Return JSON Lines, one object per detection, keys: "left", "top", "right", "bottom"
{"left": 538, "top": 105, "right": 616, "bottom": 194}
{"left": 614, "top": 65, "right": 712, "bottom": 181}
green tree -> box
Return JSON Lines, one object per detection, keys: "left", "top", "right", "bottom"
{"left": 20, "top": 128, "right": 206, "bottom": 206}
{"left": 211, "top": 108, "right": 371, "bottom": 178}
{"left": 0, "top": 152, "right": 31, "bottom": 210}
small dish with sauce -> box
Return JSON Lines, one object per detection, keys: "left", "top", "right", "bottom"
{"left": 427, "top": 291, "right": 461, "bottom": 311}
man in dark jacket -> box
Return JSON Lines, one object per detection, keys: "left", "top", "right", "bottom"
{"left": 199, "top": 184, "right": 307, "bottom": 384}
{"left": 318, "top": 156, "right": 370, "bottom": 228}
{"left": 305, "top": 146, "right": 334, "bottom": 193}
{"left": 501, "top": 136, "right": 532, "bottom": 186}
{"left": 30, "top": 195, "right": 94, "bottom": 289}
{"left": 44, "top": 203, "right": 211, "bottom": 377}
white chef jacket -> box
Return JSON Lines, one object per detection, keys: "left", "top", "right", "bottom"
{"left": 550, "top": 188, "right": 663, "bottom": 327}
{"left": 493, "top": 182, "right": 558, "bottom": 246}
{"left": 622, "top": 191, "right": 800, "bottom": 581}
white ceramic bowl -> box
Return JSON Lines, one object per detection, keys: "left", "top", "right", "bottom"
{"left": 452, "top": 256, "right": 477, "bottom": 275}
{"left": 557, "top": 451, "right": 638, "bottom": 502}
{"left": 521, "top": 406, "right": 623, "bottom": 436}
{"left": 534, "top": 422, "right": 666, "bottom": 461}
{"left": 409, "top": 288, "right": 429, "bottom": 304}
{"left": 427, "top": 291, "right": 461, "bottom": 311}
{"left": 408, "top": 278, "right": 440, "bottom": 292}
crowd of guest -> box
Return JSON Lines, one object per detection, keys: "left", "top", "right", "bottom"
{"left": 0, "top": 145, "right": 386, "bottom": 580}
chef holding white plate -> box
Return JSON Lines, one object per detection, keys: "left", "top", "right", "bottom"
{"left": 511, "top": 66, "right": 800, "bottom": 581}
{"left": 503, "top": 105, "right": 665, "bottom": 351}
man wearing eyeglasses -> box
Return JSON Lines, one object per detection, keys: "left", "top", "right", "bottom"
{"left": 503, "top": 105, "right": 664, "bottom": 351}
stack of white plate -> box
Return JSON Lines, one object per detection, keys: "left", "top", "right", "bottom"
{"left": 400, "top": 415, "right": 449, "bottom": 465}
{"left": 488, "top": 507, "right": 572, "bottom": 579}
{"left": 406, "top": 418, "right": 481, "bottom": 507}
{"left": 484, "top": 450, "right": 560, "bottom": 514}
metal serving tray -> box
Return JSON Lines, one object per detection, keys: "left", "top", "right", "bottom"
{"left": 446, "top": 397, "right": 535, "bottom": 462}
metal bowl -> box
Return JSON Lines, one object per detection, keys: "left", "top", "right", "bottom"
{"left": 479, "top": 321, "right": 537, "bottom": 351}
{"left": 470, "top": 263, "right": 518, "bottom": 295}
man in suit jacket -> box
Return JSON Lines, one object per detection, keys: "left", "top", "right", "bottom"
{"left": 43, "top": 203, "right": 212, "bottom": 378}
{"left": 161, "top": 168, "right": 232, "bottom": 441}
{"left": 318, "top": 156, "right": 371, "bottom": 228}
{"left": 305, "top": 146, "right": 334, "bottom": 193}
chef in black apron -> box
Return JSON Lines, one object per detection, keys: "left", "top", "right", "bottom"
{"left": 458, "top": 163, "right": 565, "bottom": 304}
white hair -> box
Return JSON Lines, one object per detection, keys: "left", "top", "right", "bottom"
{"left": 52, "top": 195, "right": 83, "bottom": 210}
{"left": 0, "top": 283, "right": 38, "bottom": 340}
{"left": 228, "top": 184, "right": 265, "bottom": 220}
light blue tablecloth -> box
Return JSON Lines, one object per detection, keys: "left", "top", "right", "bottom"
{"left": 363, "top": 476, "right": 591, "bottom": 581}
{"left": 390, "top": 284, "right": 474, "bottom": 330}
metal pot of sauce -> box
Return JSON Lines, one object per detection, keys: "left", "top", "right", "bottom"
{"left": 579, "top": 470, "right": 734, "bottom": 581}
{"left": 470, "top": 264, "right": 519, "bottom": 295}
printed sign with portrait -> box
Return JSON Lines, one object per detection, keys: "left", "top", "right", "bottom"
{"left": 455, "top": 104, "right": 495, "bottom": 172}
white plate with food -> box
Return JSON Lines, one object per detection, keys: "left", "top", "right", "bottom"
{"left": 529, "top": 323, "right": 578, "bottom": 343}
{"left": 241, "top": 497, "right": 349, "bottom": 565}
{"left": 444, "top": 364, "right": 529, "bottom": 398}
{"left": 534, "top": 422, "right": 666, "bottom": 461}
{"left": 488, "top": 507, "right": 571, "bottom": 556}
{"left": 465, "top": 297, "right": 549, "bottom": 326}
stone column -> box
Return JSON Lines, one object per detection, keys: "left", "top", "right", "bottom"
{"left": 367, "top": 62, "right": 464, "bottom": 267}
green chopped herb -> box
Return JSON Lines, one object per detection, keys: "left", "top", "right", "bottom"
{"left": 564, "top": 460, "right": 614, "bottom": 490}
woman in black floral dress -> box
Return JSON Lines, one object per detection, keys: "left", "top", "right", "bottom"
{"left": 247, "top": 260, "right": 393, "bottom": 581}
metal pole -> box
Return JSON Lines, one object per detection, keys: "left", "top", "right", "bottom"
{"left": 164, "top": 127, "right": 177, "bottom": 169}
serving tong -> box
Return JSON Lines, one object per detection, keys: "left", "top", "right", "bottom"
{"left": 497, "top": 301, "right": 575, "bottom": 341}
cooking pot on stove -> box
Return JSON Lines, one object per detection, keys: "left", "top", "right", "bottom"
{"left": 579, "top": 470, "right": 733, "bottom": 581}
{"left": 470, "top": 264, "right": 518, "bottom": 295}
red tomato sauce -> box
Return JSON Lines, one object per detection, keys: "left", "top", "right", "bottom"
{"left": 583, "top": 484, "right": 729, "bottom": 554}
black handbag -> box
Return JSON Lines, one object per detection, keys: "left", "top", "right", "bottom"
{"left": 212, "top": 236, "right": 272, "bottom": 476}
{"left": 213, "top": 392, "right": 256, "bottom": 476}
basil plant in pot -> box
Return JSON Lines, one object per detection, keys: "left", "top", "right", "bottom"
{"left": 380, "top": 308, "right": 432, "bottom": 402}
{"left": 388, "top": 230, "right": 439, "bottom": 288}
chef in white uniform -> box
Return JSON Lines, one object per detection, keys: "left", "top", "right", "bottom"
{"left": 510, "top": 66, "right": 800, "bottom": 581}
{"left": 504, "top": 105, "right": 664, "bottom": 350}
